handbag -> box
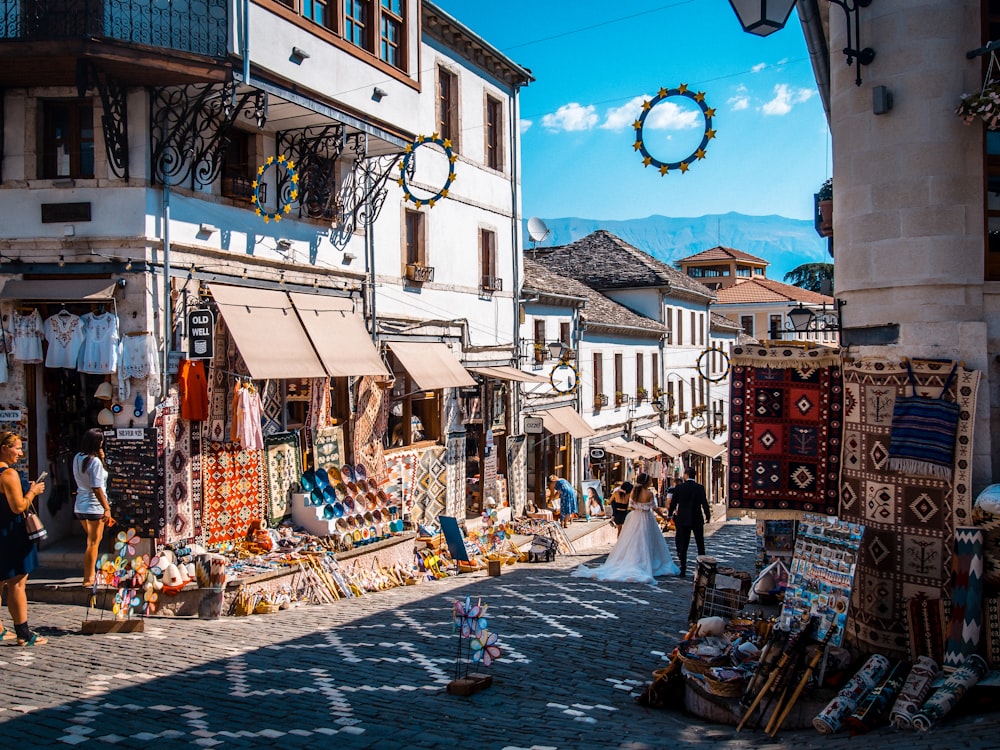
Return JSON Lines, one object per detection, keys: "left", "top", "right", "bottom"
{"left": 23, "top": 501, "right": 47, "bottom": 542}
{"left": 888, "top": 361, "right": 960, "bottom": 478}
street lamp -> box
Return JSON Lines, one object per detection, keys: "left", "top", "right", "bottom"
{"left": 729, "top": 0, "right": 875, "bottom": 86}
{"left": 547, "top": 341, "right": 566, "bottom": 360}
{"left": 773, "top": 301, "right": 846, "bottom": 341}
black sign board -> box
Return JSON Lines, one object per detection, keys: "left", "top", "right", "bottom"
{"left": 187, "top": 308, "right": 215, "bottom": 360}
{"left": 104, "top": 427, "right": 163, "bottom": 539}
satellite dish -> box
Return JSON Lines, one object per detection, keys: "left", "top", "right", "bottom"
{"left": 527, "top": 217, "right": 550, "bottom": 243}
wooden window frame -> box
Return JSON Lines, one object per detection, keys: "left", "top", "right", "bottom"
{"left": 41, "top": 99, "right": 95, "bottom": 180}
{"left": 614, "top": 353, "right": 623, "bottom": 400}
{"left": 533, "top": 319, "right": 546, "bottom": 365}
{"left": 676, "top": 310, "right": 684, "bottom": 345}
{"left": 438, "top": 66, "right": 460, "bottom": 150}
{"left": 485, "top": 94, "right": 503, "bottom": 171}
{"left": 220, "top": 129, "right": 257, "bottom": 203}
{"left": 636, "top": 352, "right": 644, "bottom": 396}
{"left": 479, "top": 227, "right": 497, "bottom": 288}
{"left": 740, "top": 315, "right": 754, "bottom": 337}
{"left": 403, "top": 208, "right": 425, "bottom": 267}
{"left": 593, "top": 352, "right": 604, "bottom": 405}
{"left": 651, "top": 353, "right": 659, "bottom": 397}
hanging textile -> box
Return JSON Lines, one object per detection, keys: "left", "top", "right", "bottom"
{"left": 11, "top": 308, "right": 44, "bottom": 363}
{"left": 264, "top": 432, "right": 301, "bottom": 525}
{"left": 727, "top": 344, "right": 843, "bottom": 519}
{"left": 78, "top": 311, "right": 120, "bottom": 374}
{"left": 43, "top": 310, "right": 85, "bottom": 368}
{"left": 156, "top": 393, "right": 196, "bottom": 545}
{"left": 232, "top": 382, "right": 264, "bottom": 451}
{"left": 178, "top": 359, "right": 209, "bottom": 421}
{"left": 887, "top": 360, "right": 960, "bottom": 477}
{"left": 201, "top": 441, "right": 266, "bottom": 544}
{"left": 259, "top": 380, "right": 283, "bottom": 437}
{"left": 353, "top": 375, "right": 390, "bottom": 486}
{"left": 942, "top": 527, "right": 985, "bottom": 672}
{"left": 118, "top": 332, "right": 161, "bottom": 401}
{"left": 840, "top": 358, "right": 980, "bottom": 658}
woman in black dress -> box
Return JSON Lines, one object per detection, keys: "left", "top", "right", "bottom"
{"left": 609, "top": 481, "right": 634, "bottom": 537}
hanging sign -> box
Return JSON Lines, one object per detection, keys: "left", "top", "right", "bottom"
{"left": 524, "top": 416, "right": 544, "bottom": 434}
{"left": 187, "top": 308, "right": 215, "bottom": 360}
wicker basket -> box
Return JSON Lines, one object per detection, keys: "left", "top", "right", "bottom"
{"left": 702, "top": 675, "right": 746, "bottom": 698}
{"left": 254, "top": 602, "right": 280, "bottom": 615}
{"left": 677, "top": 643, "right": 731, "bottom": 675}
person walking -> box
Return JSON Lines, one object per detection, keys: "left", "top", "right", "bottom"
{"left": 73, "top": 428, "right": 113, "bottom": 587}
{"left": 0, "top": 431, "right": 48, "bottom": 646}
{"left": 668, "top": 466, "right": 711, "bottom": 577}
{"left": 548, "top": 475, "right": 578, "bottom": 528}
{"left": 608, "top": 481, "right": 634, "bottom": 538}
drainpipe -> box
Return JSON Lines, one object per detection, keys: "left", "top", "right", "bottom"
{"left": 242, "top": 0, "right": 251, "bottom": 84}
{"left": 162, "top": 170, "right": 171, "bottom": 397}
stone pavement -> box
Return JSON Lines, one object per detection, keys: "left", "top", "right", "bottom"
{"left": 3, "top": 520, "right": 1000, "bottom": 749}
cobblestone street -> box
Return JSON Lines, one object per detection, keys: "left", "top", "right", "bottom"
{"left": 3, "top": 521, "right": 1000, "bottom": 749}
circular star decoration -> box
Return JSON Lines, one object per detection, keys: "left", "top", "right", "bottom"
{"left": 632, "top": 84, "right": 715, "bottom": 176}
{"left": 696, "top": 348, "right": 731, "bottom": 383}
{"left": 252, "top": 155, "right": 299, "bottom": 224}
{"left": 398, "top": 134, "right": 457, "bottom": 208}
{"left": 549, "top": 361, "right": 579, "bottom": 395}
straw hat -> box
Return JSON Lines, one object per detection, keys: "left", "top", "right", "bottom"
{"left": 97, "top": 408, "right": 114, "bottom": 426}
{"left": 94, "top": 381, "right": 114, "bottom": 400}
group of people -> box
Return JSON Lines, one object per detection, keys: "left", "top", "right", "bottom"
{"left": 0, "top": 428, "right": 112, "bottom": 647}
{"left": 573, "top": 467, "right": 711, "bottom": 584}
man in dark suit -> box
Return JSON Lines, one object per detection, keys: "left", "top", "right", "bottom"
{"left": 668, "top": 467, "right": 711, "bottom": 577}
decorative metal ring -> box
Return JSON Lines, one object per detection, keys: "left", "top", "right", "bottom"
{"left": 549, "top": 361, "right": 579, "bottom": 395}
{"left": 632, "top": 84, "right": 715, "bottom": 175}
{"left": 398, "top": 134, "right": 457, "bottom": 208}
{"left": 252, "top": 155, "right": 298, "bottom": 223}
{"left": 696, "top": 348, "right": 730, "bottom": 383}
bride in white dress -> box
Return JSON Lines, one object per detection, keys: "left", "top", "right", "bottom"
{"left": 572, "top": 473, "right": 679, "bottom": 584}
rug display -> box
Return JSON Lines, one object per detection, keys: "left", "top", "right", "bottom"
{"left": 259, "top": 380, "right": 284, "bottom": 437}
{"left": 158, "top": 392, "right": 196, "bottom": 545}
{"left": 312, "top": 426, "right": 346, "bottom": 473}
{"left": 906, "top": 593, "right": 947, "bottom": 664}
{"left": 973, "top": 509, "right": 1000, "bottom": 589}
{"left": 942, "top": 527, "right": 984, "bottom": 672}
{"left": 412, "top": 445, "right": 448, "bottom": 526}
{"left": 845, "top": 660, "right": 909, "bottom": 735}
{"left": 206, "top": 321, "right": 248, "bottom": 443}
{"left": 384, "top": 449, "right": 418, "bottom": 518}
{"left": 728, "top": 345, "right": 843, "bottom": 519}
{"left": 840, "top": 358, "right": 980, "bottom": 658}
{"left": 911, "top": 653, "right": 988, "bottom": 732}
{"left": 889, "top": 656, "right": 939, "bottom": 729}
{"left": 985, "top": 595, "right": 1000, "bottom": 669}
{"left": 201, "top": 442, "right": 267, "bottom": 545}
{"left": 264, "top": 432, "right": 302, "bottom": 525}
{"left": 813, "top": 653, "right": 891, "bottom": 734}
{"left": 353, "top": 375, "right": 390, "bottom": 486}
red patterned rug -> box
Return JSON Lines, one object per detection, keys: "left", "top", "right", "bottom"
{"left": 201, "top": 442, "right": 267, "bottom": 545}
{"left": 840, "top": 358, "right": 980, "bottom": 658}
{"left": 727, "top": 345, "right": 843, "bottom": 519}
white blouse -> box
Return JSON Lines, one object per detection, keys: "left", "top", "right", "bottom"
{"left": 43, "top": 311, "right": 86, "bottom": 368}
{"left": 78, "top": 312, "right": 120, "bottom": 375}
{"left": 11, "top": 309, "right": 44, "bottom": 364}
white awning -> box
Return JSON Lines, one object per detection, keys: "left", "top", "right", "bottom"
{"left": 537, "top": 405, "right": 596, "bottom": 439}
{"left": 467, "top": 365, "right": 550, "bottom": 384}
{"left": 209, "top": 284, "right": 327, "bottom": 379}
{"left": 288, "top": 293, "right": 388, "bottom": 378}
{"left": 600, "top": 437, "right": 660, "bottom": 459}
{"left": 389, "top": 341, "right": 476, "bottom": 390}
{"left": 679, "top": 433, "right": 727, "bottom": 459}
{"left": 637, "top": 426, "right": 686, "bottom": 457}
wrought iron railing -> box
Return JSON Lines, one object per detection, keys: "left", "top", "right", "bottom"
{"left": 1, "top": 0, "right": 228, "bottom": 58}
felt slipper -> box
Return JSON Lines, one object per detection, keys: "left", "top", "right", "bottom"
{"left": 18, "top": 633, "right": 47, "bottom": 647}
{"left": 0, "top": 627, "right": 15, "bottom": 641}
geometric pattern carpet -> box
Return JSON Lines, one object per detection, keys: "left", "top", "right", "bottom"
{"left": 840, "top": 358, "right": 980, "bottom": 658}
{"left": 201, "top": 442, "right": 267, "bottom": 545}
{"left": 264, "top": 432, "right": 302, "bottom": 526}
{"left": 412, "top": 445, "right": 448, "bottom": 527}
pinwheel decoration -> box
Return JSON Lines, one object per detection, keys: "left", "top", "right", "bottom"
{"left": 113, "top": 588, "right": 142, "bottom": 618}
{"left": 453, "top": 596, "right": 489, "bottom": 638}
{"left": 115, "top": 527, "right": 140, "bottom": 557}
{"left": 143, "top": 586, "right": 159, "bottom": 616}
{"left": 471, "top": 630, "right": 501, "bottom": 667}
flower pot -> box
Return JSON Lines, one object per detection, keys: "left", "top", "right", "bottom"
{"left": 815, "top": 196, "right": 833, "bottom": 238}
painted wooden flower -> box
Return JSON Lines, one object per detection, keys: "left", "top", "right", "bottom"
{"left": 113, "top": 588, "right": 141, "bottom": 618}
{"left": 471, "top": 630, "right": 501, "bottom": 667}
{"left": 143, "top": 586, "right": 158, "bottom": 615}
{"left": 131, "top": 554, "right": 150, "bottom": 580}
{"left": 453, "top": 596, "right": 489, "bottom": 638}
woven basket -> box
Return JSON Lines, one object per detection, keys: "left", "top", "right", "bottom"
{"left": 255, "top": 602, "right": 280, "bottom": 615}
{"left": 677, "top": 645, "right": 730, "bottom": 675}
{"left": 702, "top": 675, "right": 745, "bottom": 698}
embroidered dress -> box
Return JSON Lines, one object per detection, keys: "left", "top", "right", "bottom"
{"left": 118, "top": 333, "right": 161, "bottom": 400}
{"left": 11, "top": 309, "right": 44, "bottom": 363}
{"left": 43, "top": 311, "right": 85, "bottom": 368}
{"left": 78, "top": 312, "right": 120, "bottom": 374}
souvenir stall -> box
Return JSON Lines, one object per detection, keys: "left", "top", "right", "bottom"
{"left": 636, "top": 345, "right": 996, "bottom": 735}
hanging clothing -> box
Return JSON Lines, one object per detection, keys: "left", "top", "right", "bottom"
{"left": 237, "top": 383, "right": 264, "bottom": 450}
{"left": 11, "top": 309, "right": 44, "bottom": 364}
{"left": 78, "top": 311, "right": 120, "bottom": 374}
{"left": 43, "top": 310, "right": 85, "bottom": 368}
{"left": 178, "top": 359, "right": 209, "bottom": 421}
{"left": 118, "top": 333, "right": 161, "bottom": 400}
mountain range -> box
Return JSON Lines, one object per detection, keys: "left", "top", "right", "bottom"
{"left": 526, "top": 212, "right": 830, "bottom": 282}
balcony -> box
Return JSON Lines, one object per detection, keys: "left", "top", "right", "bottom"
{"left": 481, "top": 275, "right": 502, "bottom": 292}
{"left": 404, "top": 263, "right": 435, "bottom": 283}
{"left": 0, "top": 0, "right": 229, "bottom": 87}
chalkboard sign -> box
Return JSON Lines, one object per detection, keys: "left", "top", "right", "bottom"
{"left": 104, "top": 427, "right": 163, "bottom": 539}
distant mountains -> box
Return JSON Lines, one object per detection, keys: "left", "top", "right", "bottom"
{"left": 526, "top": 212, "right": 830, "bottom": 282}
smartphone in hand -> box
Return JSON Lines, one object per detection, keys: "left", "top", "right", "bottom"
{"left": 34, "top": 471, "right": 48, "bottom": 484}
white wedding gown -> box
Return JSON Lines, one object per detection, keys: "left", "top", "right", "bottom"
{"left": 572, "top": 500, "right": 679, "bottom": 584}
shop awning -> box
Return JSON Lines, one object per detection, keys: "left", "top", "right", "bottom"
{"left": 209, "top": 284, "right": 327, "bottom": 379}
{"left": 538, "top": 405, "right": 596, "bottom": 439}
{"left": 600, "top": 437, "right": 660, "bottom": 459}
{"left": 389, "top": 341, "right": 476, "bottom": 390}
{"left": 467, "top": 365, "right": 550, "bottom": 384}
{"left": 678, "top": 433, "right": 727, "bottom": 459}
{"left": 637, "top": 426, "right": 686, "bottom": 457}
{"left": 288, "top": 293, "right": 389, "bottom": 378}
{"left": 0, "top": 278, "right": 119, "bottom": 301}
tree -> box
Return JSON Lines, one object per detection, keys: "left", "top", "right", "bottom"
{"left": 784, "top": 263, "right": 834, "bottom": 294}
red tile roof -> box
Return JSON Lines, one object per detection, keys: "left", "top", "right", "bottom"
{"left": 715, "top": 278, "right": 834, "bottom": 305}
{"left": 679, "top": 246, "right": 769, "bottom": 265}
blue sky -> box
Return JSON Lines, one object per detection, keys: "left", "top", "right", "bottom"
{"left": 433, "top": 1, "right": 831, "bottom": 222}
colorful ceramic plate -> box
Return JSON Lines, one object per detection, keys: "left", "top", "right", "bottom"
{"left": 344, "top": 496, "right": 356, "bottom": 513}
{"left": 315, "top": 468, "right": 330, "bottom": 489}
{"left": 336, "top": 517, "right": 349, "bottom": 531}
{"left": 341, "top": 464, "right": 356, "bottom": 483}
{"left": 353, "top": 529, "right": 363, "bottom": 542}
{"left": 323, "top": 504, "right": 336, "bottom": 520}
{"left": 333, "top": 502, "right": 345, "bottom": 518}
{"left": 310, "top": 488, "right": 325, "bottom": 506}
{"left": 327, "top": 466, "right": 342, "bottom": 484}
{"left": 300, "top": 470, "right": 317, "bottom": 492}
{"left": 323, "top": 485, "right": 337, "bottom": 504}
{"left": 355, "top": 463, "right": 368, "bottom": 482}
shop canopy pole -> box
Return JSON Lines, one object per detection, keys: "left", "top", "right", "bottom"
{"left": 161, "top": 145, "right": 171, "bottom": 398}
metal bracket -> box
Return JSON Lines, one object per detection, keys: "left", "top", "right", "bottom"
{"left": 150, "top": 80, "right": 267, "bottom": 188}
{"left": 76, "top": 60, "right": 130, "bottom": 179}
{"left": 332, "top": 133, "right": 402, "bottom": 239}
{"left": 276, "top": 124, "right": 345, "bottom": 220}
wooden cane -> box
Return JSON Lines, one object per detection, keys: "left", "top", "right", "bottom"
{"left": 738, "top": 620, "right": 815, "bottom": 732}
{"left": 767, "top": 626, "right": 838, "bottom": 737}
{"left": 757, "top": 620, "right": 816, "bottom": 733}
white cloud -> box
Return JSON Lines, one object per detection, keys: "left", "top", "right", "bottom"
{"left": 761, "top": 83, "right": 816, "bottom": 116}
{"left": 751, "top": 62, "right": 767, "bottom": 73}
{"left": 540, "top": 102, "right": 598, "bottom": 132}
{"left": 520, "top": 118, "right": 533, "bottom": 134}
{"left": 644, "top": 100, "right": 702, "bottom": 130}
{"left": 729, "top": 95, "right": 750, "bottom": 111}
{"left": 600, "top": 96, "right": 648, "bottom": 130}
